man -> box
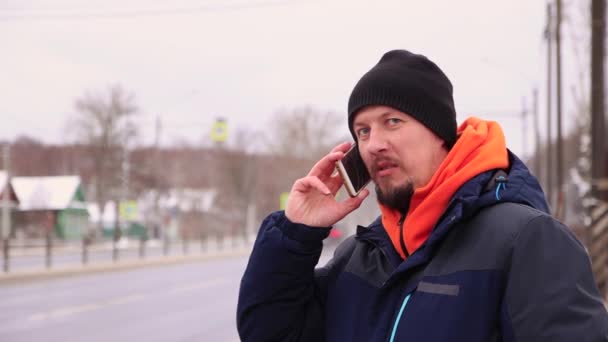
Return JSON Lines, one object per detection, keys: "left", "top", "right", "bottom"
{"left": 237, "top": 50, "right": 608, "bottom": 341}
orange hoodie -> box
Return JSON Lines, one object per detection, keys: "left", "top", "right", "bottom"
{"left": 380, "top": 117, "right": 509, "bottom": 259}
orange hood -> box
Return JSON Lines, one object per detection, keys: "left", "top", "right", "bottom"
{"left": 380, "top": 117, "right": 509, "bottom": 259}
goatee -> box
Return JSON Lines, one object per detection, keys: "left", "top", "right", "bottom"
{"left": 376, "top": 181, "right": 414, "bottom": 214}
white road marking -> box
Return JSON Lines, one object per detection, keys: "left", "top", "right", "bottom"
{"left": 168, "top": 278, "right": 228, "bottom": 295}
{"left": 25, "top": 278, "right": 228, "bottom": 323}
{"left": 28, "top": 294, "right": 145, "bottom": 322}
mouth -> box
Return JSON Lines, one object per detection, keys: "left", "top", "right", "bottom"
{"left": 373, "top": 160, "right": 399, "bottom": 178}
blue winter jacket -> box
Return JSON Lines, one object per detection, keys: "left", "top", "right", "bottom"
{"left": 237, "top": 153, "right": 608, "bottom": 341}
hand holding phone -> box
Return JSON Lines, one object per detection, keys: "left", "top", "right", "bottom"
{"left": 284, "top": 142, "right": 369, "bottom": 227}
{"left": 336, "top": 143, "right": 371, "bottom": 197}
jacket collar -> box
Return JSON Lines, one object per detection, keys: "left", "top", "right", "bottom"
{"left": 355, "top": 150, "right": 550, "bottom": 282}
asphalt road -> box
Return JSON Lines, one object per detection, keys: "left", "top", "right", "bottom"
{"left": 0, "top": 246, "right": 335, "bottom": 342}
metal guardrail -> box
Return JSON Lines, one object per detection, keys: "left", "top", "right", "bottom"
{"left": 1, "top": 234, "right": 253, "bottom": 273}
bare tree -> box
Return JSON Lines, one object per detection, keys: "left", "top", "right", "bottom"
{"left": 264, "top": 106, "right": 350, "bottom": 161}
{"left": 564, "top": 0, "right": 592, "bottom": 228}
{"left": 9, "top": 136, "right": 48, "bottom": 176}
{"left": 210, "top": 128, "right": 260, "bottom": 242}
{"left": 262, "top": 105, "right": 352, "bottom": 206}
{"left": 71, "top": 84, "right": 139, "bottom": 234}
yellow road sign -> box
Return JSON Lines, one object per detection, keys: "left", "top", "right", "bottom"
{"left": 280, "top": 192, "right": 289, "bottom": 210}
{"left": 210, "top": 118, "right": 228, "bottom": 142}
{"left": 119, "top": 200, "right": 138, "bottom": 221}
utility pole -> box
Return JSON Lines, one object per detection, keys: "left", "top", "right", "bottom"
{"left": 211, "top": 117, "right": 228, "bottom": 250}
{"left": 2, "top": 144, "right": 10, "bottom": 241}
{"left": 2, "top": 144, "right": 11, "bottom": 272}
{"left": 521, "top": 97, "right": 528, "bottom": 159}
{"left": 545, "top": 3, "right": 554, "bottom": 207}
{"left": 533, "top": 88, "right": 541, "bottom": 178}
{"left": 154, "top": 115, "right": 163, "bottom": 241}
{"left": 589, "top": 0, "right": 607, "bottom": 299}
{"left": 123, "top": 148, "right": 130, "bottom": 202}
{"left": 555, "top": 0, "right": 564, "bottom": 219}
{"left": 591, "top": 0, "right": 607, "bottom": 201}
{"left": 113, "top": 147, "right": 130, "bottom": 262}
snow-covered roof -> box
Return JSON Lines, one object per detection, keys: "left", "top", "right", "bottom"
{"left": 12, "top": 176, "right": 86, "bottom": 211}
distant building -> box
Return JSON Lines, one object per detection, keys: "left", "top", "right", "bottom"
{"left": 136, "top": 188, "right": 218, "bottom": 240}
{"left": 85, "top": 188, "right": 218, "bottom": 241}
{"left": 12, "top": 176, "right": 89, "bottom": 240}
{"left": 87, "top": 200, "right": 147, "bottom": 240}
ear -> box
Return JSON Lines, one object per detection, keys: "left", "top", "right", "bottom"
{"left": 441, "top": 136, "right": 456, "bottom": 151}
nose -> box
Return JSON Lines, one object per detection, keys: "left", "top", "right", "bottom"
{"left": 366, "top": 129, "right": 388, "bottom": 156}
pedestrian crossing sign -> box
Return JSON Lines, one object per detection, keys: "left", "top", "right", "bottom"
{"left": 119, "top": 200, "right": 138, "bottom": 221}
{"left": 210, "top": 118, "right": 228, "bottom": 142}
{"left": 280, "top": 192, "right": 289, "bottom": 210}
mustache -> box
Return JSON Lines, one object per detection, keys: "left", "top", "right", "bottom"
{"left": 369, "top": 157, "right": 401, "bottom": 175}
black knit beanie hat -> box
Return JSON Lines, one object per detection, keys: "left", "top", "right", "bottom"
{"left": 348, "top": 50, "right": 457, "bottom": 148}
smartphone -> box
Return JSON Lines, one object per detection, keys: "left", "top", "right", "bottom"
{"left": 336, "top": 144, "right": 371, "bottom": 197}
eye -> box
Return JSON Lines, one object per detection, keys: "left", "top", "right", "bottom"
{"left": 387, "top": 118, "right": 402, "bottom": 126}
{"left": 356, "top": 127, "right": 370, "bottom": 139}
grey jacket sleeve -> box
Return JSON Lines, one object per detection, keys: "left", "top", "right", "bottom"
{"left": 502, "top": 214, "right": 608, "bottom": 341}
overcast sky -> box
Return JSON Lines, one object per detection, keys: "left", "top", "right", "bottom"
{"left": 0, "top": 0, "right": 590, "bottom": 157}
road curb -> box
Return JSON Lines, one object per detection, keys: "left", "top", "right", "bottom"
{"left": 0, "top": 248, "right": 251, "bottom": 285}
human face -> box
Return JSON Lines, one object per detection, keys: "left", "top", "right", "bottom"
{"left": 352, "top": 106, "right": 448, "bottom": 203}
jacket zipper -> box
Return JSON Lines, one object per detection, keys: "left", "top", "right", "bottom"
{"left": 387, "top": 203, "right": 460, "bottom": 341}
{"left": 398, "top": 214, "right": 409, "bottom": 258}
{"left": 389, "top": 292, "right": 412, "bottom": 342}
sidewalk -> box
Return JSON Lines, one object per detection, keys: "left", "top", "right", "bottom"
{"left": 0, "top": 245, "right": 252, "bottom": 285}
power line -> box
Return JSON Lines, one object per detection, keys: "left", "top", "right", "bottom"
{"left": 0, "top": 0, "right": 308, "bottom": 22}
{"left": 0, "top": 0, "right": 225, "bottom": 11}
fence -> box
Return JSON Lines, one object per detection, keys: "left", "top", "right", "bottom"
{"left": 1, "top": 233, "right": 253, "bottom": 274}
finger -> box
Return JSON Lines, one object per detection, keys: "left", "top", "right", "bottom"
{"left": 330, "top": 167, "right": 339, "bottom": 177}
{"left": 307, "top": 142, "right": 353, "bottom": 178}
{"left": 341, "top": 188, "right": 370, "bottom": 210}
{"left": 330, "top": 188, "right": 370, "bottom": 219}
{"left": 326, "top": 174, "right": 343, "bottom": 194}
{"left": 292, "top": 176, "right": 331, "bottom": 196}
{"left": 329, "top": 141, "right": 353, "bottom": 154}
{"left": 307, "top": 151, "right": 345, "bottom": 178}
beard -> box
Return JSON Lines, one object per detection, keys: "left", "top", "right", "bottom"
{"left": 375, "top": 180, "right": 414, "bottom": 214}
